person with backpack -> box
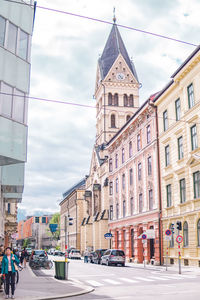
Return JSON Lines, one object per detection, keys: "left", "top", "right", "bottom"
{"left": 0, "top": 247, "right": 20, "bottom": 299}
{"left": 20, "top": 248, "right": 28, "bottom": 268}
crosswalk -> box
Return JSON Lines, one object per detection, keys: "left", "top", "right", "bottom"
{"left": 72, "top": 274, "right": 197, "bottom": 287}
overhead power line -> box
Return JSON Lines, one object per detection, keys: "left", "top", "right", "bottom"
{"left": 2, "top": 0, "right": 198, "bottom": 47}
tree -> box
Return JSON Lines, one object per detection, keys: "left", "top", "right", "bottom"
{"left": 47, "top": 212, "right": 60, "bottom": 241}
{"left": 23, "top": 238, "right": 30, "bottom": 248}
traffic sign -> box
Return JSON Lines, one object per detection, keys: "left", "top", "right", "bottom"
{"left": 141, "top": 234, "right": 147, "bottom": 240}
{"left": 176, "top": 235, "right": 183, "bottom": 243}
{"left": 104, "top": 233, "right": 113, "bottom": 239}
{"left": 165, "top": 229, "right": 172, "bottom": 236}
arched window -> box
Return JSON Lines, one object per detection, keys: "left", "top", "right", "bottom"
{"left": 108, "top": 93, "right": 112, "bottom": 106}
{"left": 197, "top": 219, "right": 200, "bottom": 246}
{"left": 169, "top": 224, "right": 174, "bottom": 247}
{"left": 126, "top": 115, "right": 131, "bottom": 122}
{"left": 111, "top": 114, "right": 116, "bottom": 128}
{"left": 123, "top": 94, "right": 128, "bottom": 106}
{"left": 114, "top": 93, "right": 118, "bottom": 106}
{"left": 183, "top": 221, "right": 188, "bottom": 247}
{"left": 129, "top": 94, "right": 134, "bottom": 107}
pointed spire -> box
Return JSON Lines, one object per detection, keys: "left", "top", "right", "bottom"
{"left": 113, "top": 7, "right": 116, "bottom": 24}
{"left": 98, "top": 23, "right": 138, "bottom": 82}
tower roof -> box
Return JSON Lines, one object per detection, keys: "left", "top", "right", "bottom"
{"left": 99, "top": 23, "right": 138, "bottom": 81}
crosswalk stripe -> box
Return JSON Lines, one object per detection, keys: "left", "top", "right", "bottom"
{"left": 162, "top": 275, "right": 183, "bottom": 280}
{"left": 85, "top": 280, "right": 103, "bottom": 287}
{"left": 134, "top": 276, "right": 154, "bottom": 282}
{"left": 120, "top": 278, "right": 139, "bottom": 283}
{"left": 103, "top": 279, "right": 120, "bottom": 285}
{"left": 149, "top": 276, "right": 169, "bottom": 281}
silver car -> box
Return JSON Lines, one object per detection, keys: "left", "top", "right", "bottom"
{"left": 101, "top": 249, "right": 125, "bottom": 266}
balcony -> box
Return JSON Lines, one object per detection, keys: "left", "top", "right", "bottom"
{"left": 0, "top": 116, "right": 27, "bottom": 166}
{"left": 2, "top": 163, "right": 24, "bottom": 203}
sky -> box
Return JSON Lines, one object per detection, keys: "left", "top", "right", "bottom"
{"left": 19, "top": 0, "right": 200, "bottom": 216}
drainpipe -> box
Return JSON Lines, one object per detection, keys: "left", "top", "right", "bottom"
{"left": 149, "top": 100, "right": 163, "bottom": 266}
{"left": 101, "top": 81, "right": 106, "bottom": 143}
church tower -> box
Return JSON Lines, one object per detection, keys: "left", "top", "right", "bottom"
{"left": 94, "top": 20, "right": 140, "bottom": 145}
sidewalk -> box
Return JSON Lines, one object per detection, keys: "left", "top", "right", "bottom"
{"left": 12, "top": 266, "right": 94, "bottom": 300}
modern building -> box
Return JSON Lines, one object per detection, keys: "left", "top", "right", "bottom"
{"left": 81, "top": 19, "right": 140, "bottom": 252}
{"left": 0, "top": 0, "right": 36, "bottom": 246}
{"left": 60, "top": 178, "right": 87, "bottom": 253}
{"left": 154, "top": 45, "right": 200, "bottom": 266}
{"left": 107, "top": 97, "right": 161, "bottom": 264}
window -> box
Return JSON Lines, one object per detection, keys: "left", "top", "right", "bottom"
{"left": 165, "top": 145, "right": 170, "bottom": 167}
{"left": 1, "top": 83, "right": 13, "bottom": 118}
{"left": 111, "top": 114, "right": 116, "bottom": 128}
{"left": 124, "top": 94, "right": 128, "bottom": 106}
{"left": 197, "top": 219, "right": 200, "bottom": 246}
{"left": 0, "top": 16, "right": 6, "bottom": 46}
{"left": 147, "top": 125, "right": 151, "bottom": 144}
{"left": 42, "top": 217, "right": 46, "bottom": 224}
{"left": 109, "top": 158, "right": 113, "bottom": 172}
{"left": 193, "top": 171, "right": 200, "bottom": 199}
{"left": 137, "top": 134, "right": 141, "bottom": 151}
{"left": 178, "top": 136, "right": 184, "bottom": 160}
{"left": 147, "top": 156, "right": 152, "bottom": 176}
{"left": 149, "top": 189, "right": 153, "bottom": 210}
{"left": 116, "top": 203, "right": 119, "bottom": 219}
{"left": 115, "top": 154, "right": 118, "bottom": 168}
{"left": 116, "top": 178, "right": 118, "bottom": 193}
{"left": 109, "top": 181, "right": 113, "bottom": 195}
{"left": 7, "top": 22, "right": 18, "bottom": 53}
{"left": 122, "top": 174, "right": 125, "bottom": 190}
{"left": 18, "top": 30, "right": 29, "bottom": 60}
{"left": 169, "top": 224, "right": 174, "bottom": 247}
{"left": 139, "top": 194, "right": 143, "bottom": 213}
{"left": 129, "top": 141, "right": 133, "bottom": 158}
{"left": 122, "top": 148, "right": 125, "bottom": 163}
{"left": 123, "top": 200, "right": 126, "bottom": 218}
{"left": 108, "top": 93, "right": 112, "bottom": 105}
{"left": 7, "top": 203, "right": 11, "bottom": 214}
{"left": 166, "top": 184, "right": 172, "bottom": 207}
{"left": 129, "top": 94, "right": 134, "bottom": 107}
{"left": 138, "top": 163, "right": 142, "bottom": 180}
{"left": 187, "top": 83, "right": 194, "bottom": 108}
{"left": 126, "top": 115, "right": 131, "bottom": 122}
{"left": 13, "top": 90, "right": 25, "bottom": 123}
{"left": 114, "top": 93, "right": 118, "bottom": 106}
{"left": 131, "top": 228, "right": 134, "bottom": 257}
{"left": 183, "top": 221, "right": 188, "bottom": 247}
{"left": 180, "top": 178, "right": 186, "bottom": 203}
{"left": 35, "top": 217, "right": 40, "bottom": 223}
{"left": 109, "top": 205, "right": 113, "bottom": 220}
{"left": 129, "top": 168, "right": 133, "bottom": 185}
{"left": 175, "top": 98, "right": 181, "bottom": 121}
{"left": 163, "top": 110, "right": 168, "bottom": 131}
{"left": 191, "top": 125, "right": 198, "bottom": 151}
{"left": 130, "top": 197, "right": 134, "bottom": 215}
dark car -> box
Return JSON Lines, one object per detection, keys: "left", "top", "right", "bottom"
{"left": 88, "top": 251, "right": 95, "bottom": 263}
{"left": 101, "top": 249, "right": 125, "bottom": 266}
{"left": 29, "top": 250, "right": 48, "bottom": 267}
{"left": 93, "top": 249, "right": 107, "bottom": 264}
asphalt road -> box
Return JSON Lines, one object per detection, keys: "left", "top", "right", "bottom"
{"left": 42, "top": 256, "right": 200, "bottom": 300}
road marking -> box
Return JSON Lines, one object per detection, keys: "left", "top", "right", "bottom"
{"left": 149, "top": 276, "right": 169, "bottom": 281}
{"left": 103, "top": 279, "right": 120, "bottom": 285}
{"left": 120, "top": 278, "right": 139, "bottom": 283}
{"left": 134, "top": 276, "right": 154, "bottom": 282}
{"left": 85, "top": 280, "right": 103, "bottom": 287}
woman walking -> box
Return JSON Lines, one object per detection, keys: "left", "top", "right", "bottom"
{"left": 0, "top": 247, "right": 20, "bottom": 299}
{"left": 20, "top": 248, "right": 28, "bottom": 268}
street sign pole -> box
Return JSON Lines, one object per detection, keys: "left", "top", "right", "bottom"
{"left": 178, "top": 243, "right": 181, "bottom": 274}
{"left": 166, "top": 240, "right": 168, "bottom": 271}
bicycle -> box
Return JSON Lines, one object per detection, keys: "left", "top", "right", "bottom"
{"left": 30, "top": 257, "right": 53, "bottom": 270}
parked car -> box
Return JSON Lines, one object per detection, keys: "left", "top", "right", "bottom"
{"left": 29, "top": 250, "right": 48, "bottom": 267}
{"left": 48, "top": 248, "right": 56, "bottom": 255}
{"left": 93, "top": 249, "right": 107, "bottom": 264}
{"left": 68, "top": 249, "right": 81, "bottom": 260}
{"left": 88, "top": 251, "right": 95, "bottom": 263}
{"left": 54, "top": 250, "right": 64, "bottom": 256}
{"left": 101, "top": 249, "right": 125, "bottom": 266}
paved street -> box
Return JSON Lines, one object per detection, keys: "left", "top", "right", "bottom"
{"left": 40, "top": 256, "right": 200, "bottom": 300}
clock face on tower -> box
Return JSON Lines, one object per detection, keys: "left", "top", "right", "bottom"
{"left": 116, "top": 73, "right": 125, "bottom": 80}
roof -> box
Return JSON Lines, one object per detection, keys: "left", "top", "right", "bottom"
{"left": 61, "top": 178, "right": 86, "bottom": 202}
{"left": 99, "top": 23, "right": 139, "bottom": 81}
{"left": 95, "top": 145, "right": 106, "bottom": 166}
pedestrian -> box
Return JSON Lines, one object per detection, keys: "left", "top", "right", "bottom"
{"left": 0, "top": 246, "right": 20, "bottom": 299}
{"left": 84, "top": 249, "right": 89, "bottom": 263}
{"left": 20, "top": 248, "right": 28, "bottom": 268}
{"left": 0, "top": 245, "right": 4, "bottom": 292}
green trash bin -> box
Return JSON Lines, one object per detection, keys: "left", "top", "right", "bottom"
{"left": 54, "top": 261, "right": 65, "bottom": 280}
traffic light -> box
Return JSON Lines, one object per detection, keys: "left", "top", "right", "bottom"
{"left": 68, "top": 217, "right": 73, "bottom": 226}
{"left": 171, "top": 223, "right": 175, "bottom": 234}
{"left": 176, "top": 221, "right": 182, "bottom": 231}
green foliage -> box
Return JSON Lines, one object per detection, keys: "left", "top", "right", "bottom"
{"left": 50, "top": 212, "right": 60, "bottom": 224}
{"left": 55, "top": 245, "right": 60, "bottom": 250}
{"left": 48, "top": 212, "right": 60, "bottom": 241}
{"left": 23, "top": 238, "right": 31, "bottom": 248}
